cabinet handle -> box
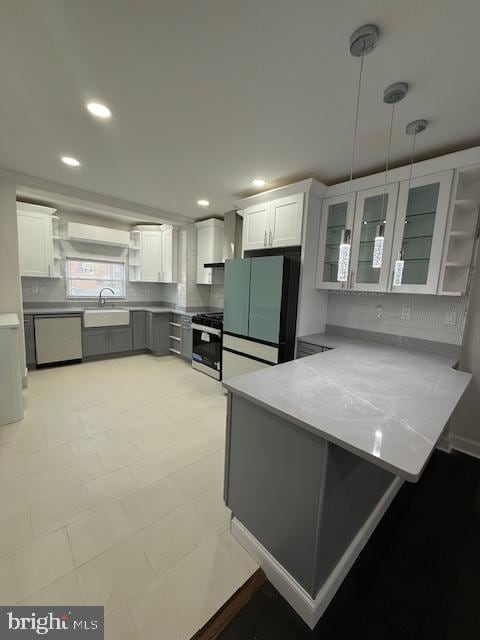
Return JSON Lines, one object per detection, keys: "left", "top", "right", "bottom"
{"left": 48, "top": 265, "right": 51, "bottom": 277}
{"left": 349, "top": 269, "right": 355, "bottom": 289}
{"left": 269, "top": 230, "right": 273, "bottom": 246}
{"left": 264, "top": 231, "right": 267, "bottom": 247}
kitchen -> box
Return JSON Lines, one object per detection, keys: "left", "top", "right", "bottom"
{"left": 1, "top": 2, "right": 480, "bottom": 640}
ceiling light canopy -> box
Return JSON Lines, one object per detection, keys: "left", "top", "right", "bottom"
{"left": 61, "top": 156, "right": 81, "bottom": 167}
{"left": 86, "top": 102, "right": 112, "bottom": 119}
{"left": 197, "top": 199, "right": 210, "bottom": 207}
{"left": 252, "top": 178, "right": 266, "bottom": 187}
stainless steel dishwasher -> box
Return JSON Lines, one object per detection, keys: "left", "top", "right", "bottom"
{"left": 34, "top": 315, "right": 83, "bottom": 365}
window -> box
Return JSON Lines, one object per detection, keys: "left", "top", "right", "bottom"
{"left": 65, "top": 259, "right": 125, "bottom": 298}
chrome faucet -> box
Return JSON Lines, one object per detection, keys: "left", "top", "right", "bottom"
{"left": 98, "top": 287, "right": 115, "bottom": 307}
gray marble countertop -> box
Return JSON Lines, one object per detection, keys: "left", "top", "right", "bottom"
{"left": 299, "top": 332, "right": 461, "bottom": 368}
{"left": 23, "top": 306, "right": 219, "bottom": 317}
{"left": 223, "top": 336, "right": 471, "bottom": 482}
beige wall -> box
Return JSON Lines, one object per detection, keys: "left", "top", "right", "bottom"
{"left": 0, "top": 177, "right": 25, "bottom": 371}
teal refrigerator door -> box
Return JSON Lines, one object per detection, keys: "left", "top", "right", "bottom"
{"left": 248, "top": 256, "right": 284, "bottom": 344}
{"left": 224, "top": 258, "right": 251, "bottom": 336}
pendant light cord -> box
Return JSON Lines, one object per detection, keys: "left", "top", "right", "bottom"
{"left": 407, "top": 130, "right": 418, "bottom": 187}
{"left": 400, "top": 129, "right": 418, "bottom": 257}
{"left": 347, "top": 50, "right": 365, "bottom": 197}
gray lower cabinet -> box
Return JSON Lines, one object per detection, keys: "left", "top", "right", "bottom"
{"left": 82, "top": 328, "right": 110, "bottom": 358}
{"left": 296, "top": 341, "right": 326, "bottom": 359}
{"left": 181, "top": 315, "right": 192, "bottom": 360}
{"left": 146, "top": 312, "right": 170, "bottom": 355}
{"left": 24, "top": 314, "right": 36, "bottom": 367}
{"left": 82, "top": 313, "right": 171, "bottom": 359}
{"left": 132, "top": 311, "right": 147, "bottom": 350}
{"left": 108, "top": 326, "right": 133, "bottom": 353}
{"left": 82, "top": 326, "right": 133, "bottom": 358}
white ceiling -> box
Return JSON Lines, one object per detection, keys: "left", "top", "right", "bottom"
{"left": 1, "top": 0, "right": 480, "bottom": 221}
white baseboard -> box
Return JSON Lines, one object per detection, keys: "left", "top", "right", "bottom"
{"left": 450, "top": 434, "right": 480, "bottom": 460}
{"left": 436, "top": 435, "right": 452, "bottom": 453}
{"left": 231, "top": 476, "right": 403, "bottom": 629}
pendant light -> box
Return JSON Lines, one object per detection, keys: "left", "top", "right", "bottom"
{"left": 337, "top": 24, "right": 379, "bottom": 283}
{"left": 372, "top": 82, "right": 408, "bottom": 269}
{"left": 393, "top": 119, "right": 428, "bottom": 287}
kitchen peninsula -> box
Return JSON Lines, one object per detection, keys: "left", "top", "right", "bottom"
{"left": 222, "top": 335, "right": 472, "bottom": 628}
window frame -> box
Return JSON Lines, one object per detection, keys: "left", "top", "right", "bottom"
{"left": 65, "top": 257, "right": 126, "bottom": 299}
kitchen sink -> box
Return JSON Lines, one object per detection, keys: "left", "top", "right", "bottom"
{"left": 83, "top": 308, "right": 130, "bottom": 328}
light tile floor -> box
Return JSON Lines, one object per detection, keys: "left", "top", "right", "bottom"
{"left": 0, "top": 354, "right": 257, "bottom": 639}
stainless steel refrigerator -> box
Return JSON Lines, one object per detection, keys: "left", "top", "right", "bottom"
{"left": 222, "top": 254, "right": 300, "bottom": 380}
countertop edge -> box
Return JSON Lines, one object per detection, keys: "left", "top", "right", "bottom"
{"left": 223, "top": 339, "right": 472, "bottom": 482}
{"left": 223, "top": 381, "right": 424, "bottom": 482}
{"left": 0, "top": 313, "right": 20, "bottom": 329}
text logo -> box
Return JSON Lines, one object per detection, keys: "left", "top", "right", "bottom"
{"left": 0, "top": 607, "right": 103, "bottom": 638}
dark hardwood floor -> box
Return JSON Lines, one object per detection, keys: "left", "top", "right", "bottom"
{"left": 219, "top": 450, "right": 480, "bottom": 640}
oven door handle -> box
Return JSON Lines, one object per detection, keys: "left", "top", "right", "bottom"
{"left": 191, "top": 323, "right": 222, "bottom": 337}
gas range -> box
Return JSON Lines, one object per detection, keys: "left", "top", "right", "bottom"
{"left": 191, "top": 312, "right": 224, "bottom": 329}
{"left": 191, "top": 312, "right": 224, "bottom": 380}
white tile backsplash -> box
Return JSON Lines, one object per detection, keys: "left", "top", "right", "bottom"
{"left": 327, "top": 291, "right": 467, "bottom": 345}
{"left": 21, "top": 276, "right": 169, "bottom": 305}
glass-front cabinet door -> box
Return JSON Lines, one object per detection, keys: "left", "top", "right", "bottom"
{"left": 316, "top": 194, "right": 356, "bottom": 290}
{"left": 389, "top": 170, "right": 453, "bottom": 294}
{"left": 350, "top": 184, "right": 399, "bottom": 292}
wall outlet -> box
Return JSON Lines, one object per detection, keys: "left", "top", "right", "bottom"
{"left": 374, "top": 304, "right": 384, "bottom": 320}
{"left": 445, "top": 311, "right": 457, "bottom": 325}
{"left": 401, "top": 307, "right": 411, "bottom": 321}
{"left": 31, "top": 285, "right": 39, "bottom": 294}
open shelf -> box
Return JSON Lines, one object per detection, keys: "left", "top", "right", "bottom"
{"left": 454, "top": 198, "right": 478, "bottom": 209}
{"left": 445, "top": 261, "right": 469, "bottom": 268}
{"left": 439, "top": 166, "right": 480, "bottom": 295}
{"left": 449, "top": 230, "right": 473, "bottom": 239}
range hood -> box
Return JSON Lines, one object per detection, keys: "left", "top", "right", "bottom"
{"left": 203, "top": 210, "right": 242, "bottom": 268}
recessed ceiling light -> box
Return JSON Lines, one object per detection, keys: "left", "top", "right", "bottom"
{"left": 252, "top": 178, "right": 266, "bottom": 187}
{"left": 197, "top": 199, "right": 210, "bottom": 207}
{"left": 61, "top": 156, "right": 81, "bottom": 167}
{"left": 86, "top": 102, "right": 112, "bottom": 119}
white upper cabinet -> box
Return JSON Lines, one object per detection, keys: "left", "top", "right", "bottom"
{"left": 242, "top": 193, "right": 304, "bottom": 252}
{"left": 160, "top": 225, "right": 177, "bottom": 283}
{"left": 195, "top": 218, "right": 224, "bottom": 284}
{"left": 316, "top": 167, "right": 457, "bottom": 295}
{"left": 389, "top": 171, "right": 453, "bottom": 294}
{"left": 350, "top": 183, "right": 399, "bottom": 292}
{"left": 316, "top": 194, "right": 356, "bottom": 291}
{"left": 130, "top": 225, "right": 178, "bottom": 283}
{"left": 17, "top": 204, "right": 56, "bottom": 277}
{"left": 242, "top": 203, "right": 270, "bottom": 251}
{"left": 269, "top": 193, "right": 304, "bottom": 248}
{"left": 140, "top": 229, "right": 162, "bottom": 282}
